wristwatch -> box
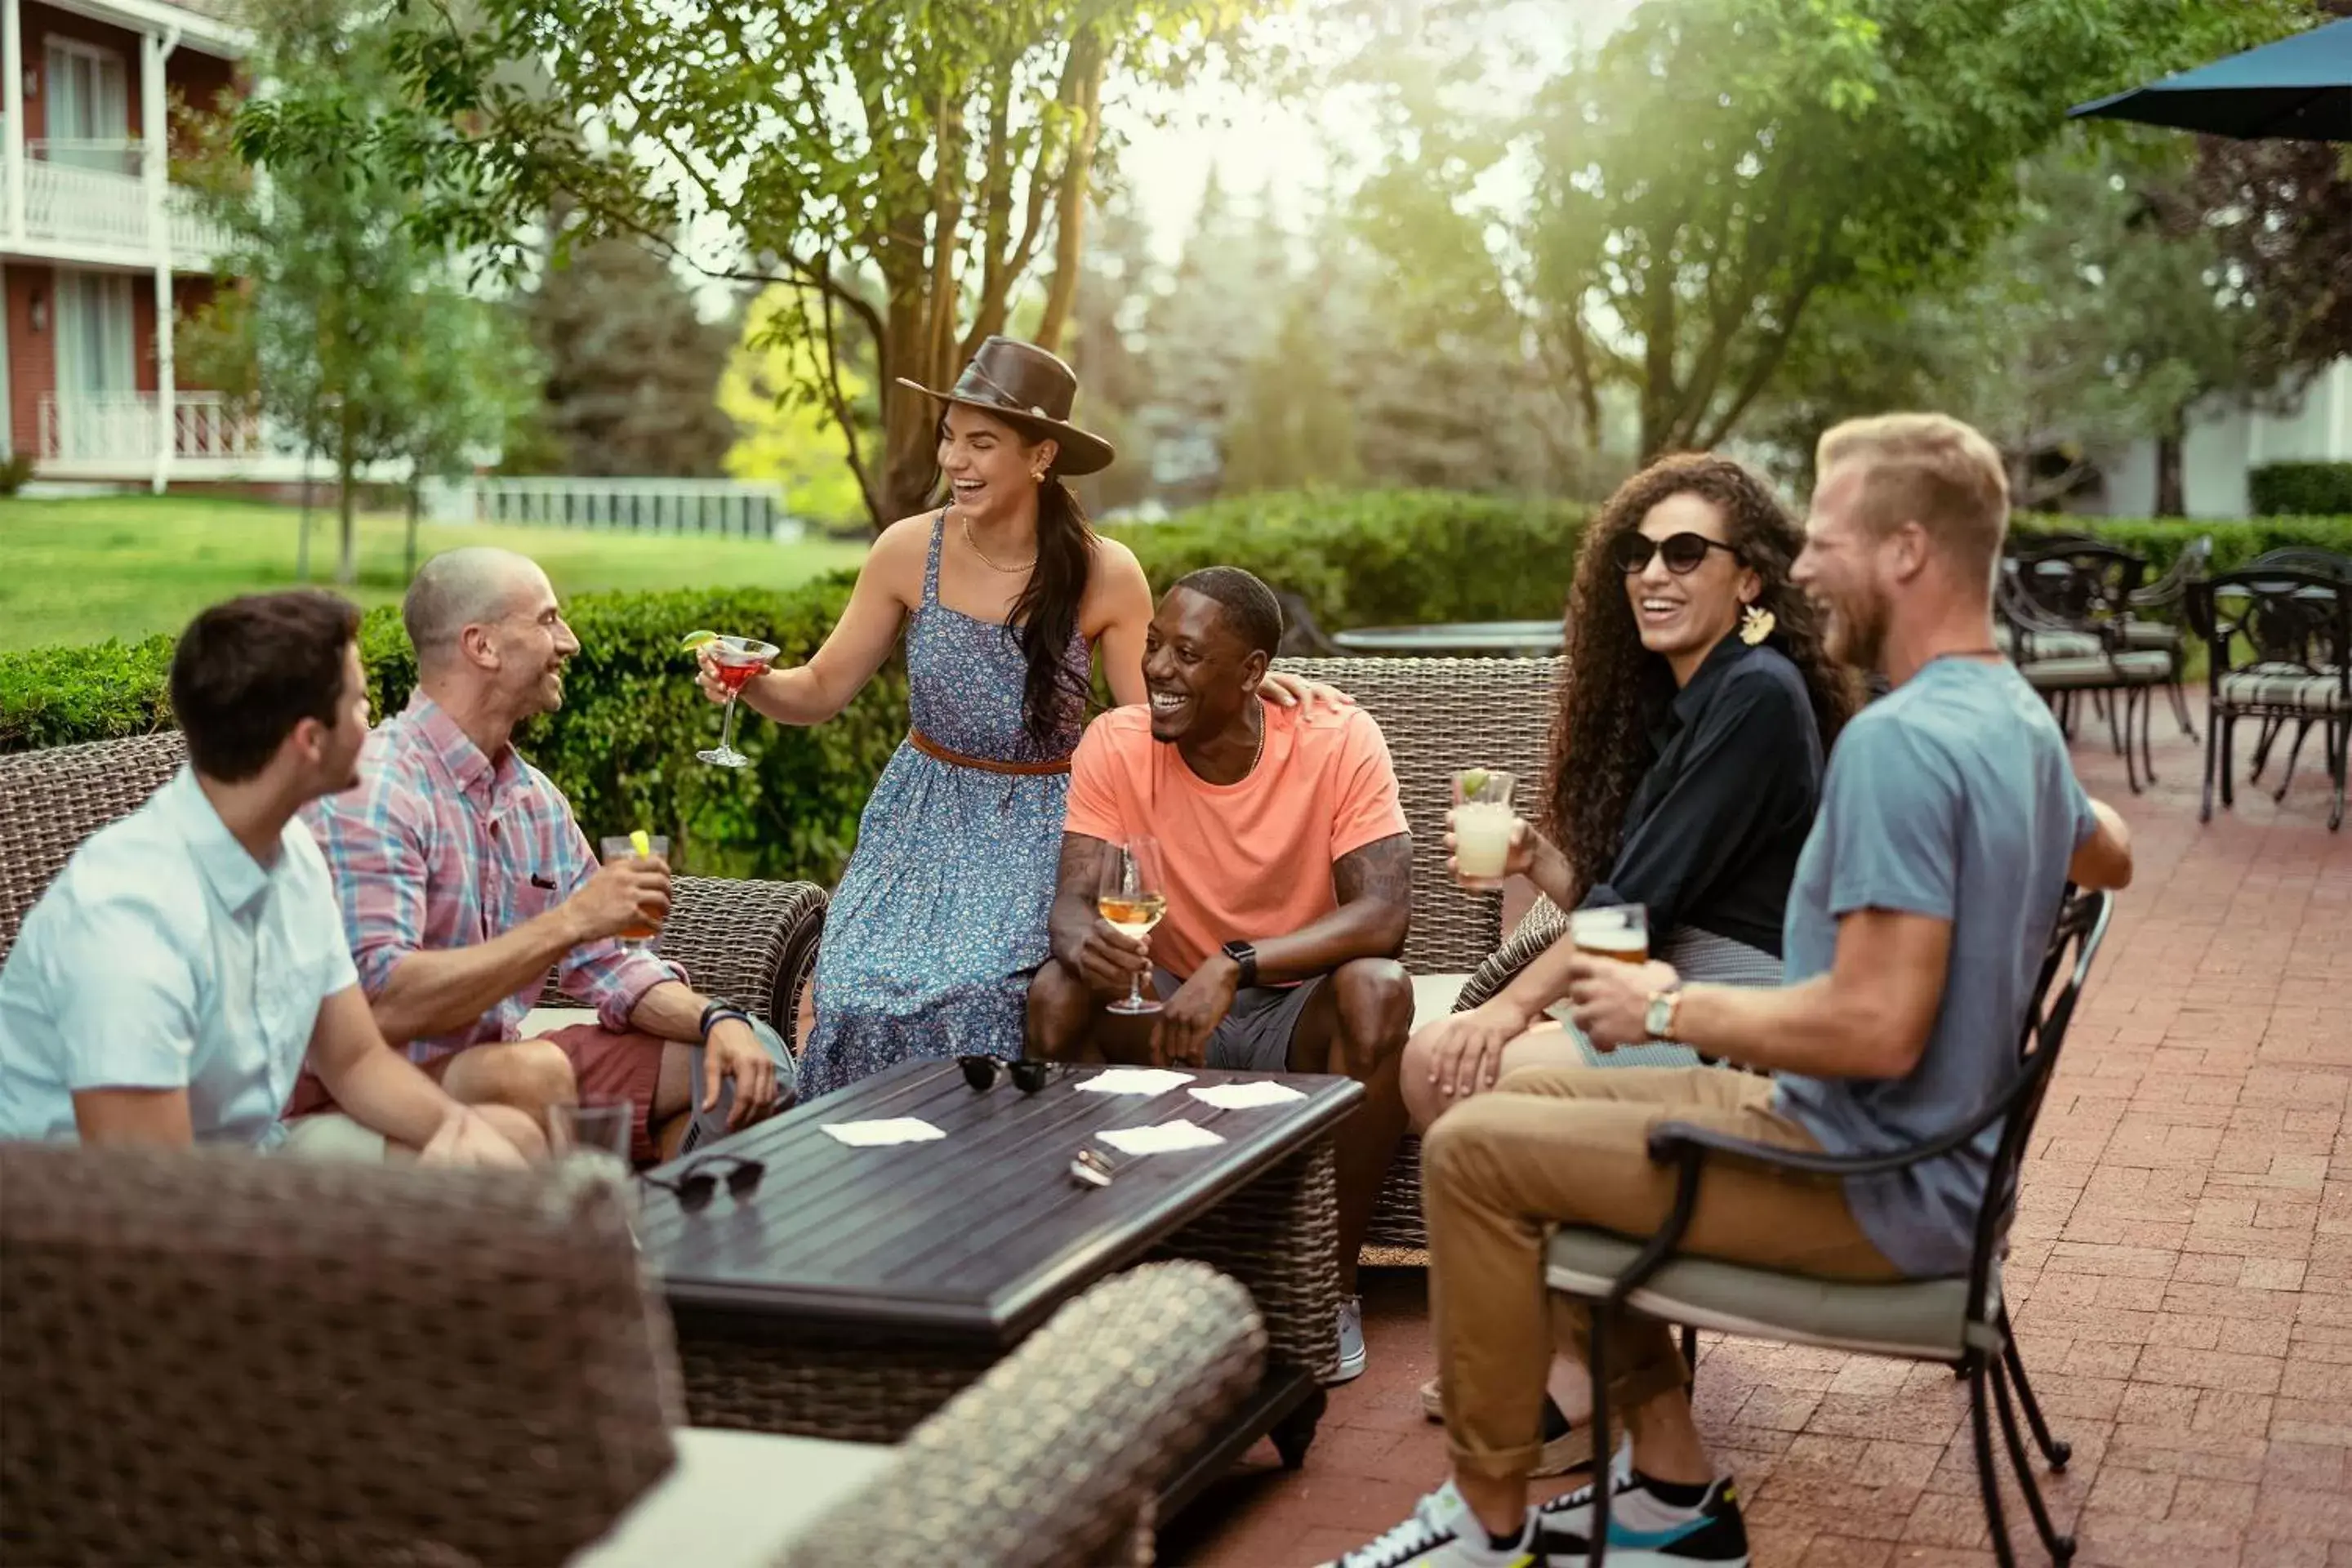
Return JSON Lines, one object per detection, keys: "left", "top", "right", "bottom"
{"left": 1220, "top": 940, "right": 1258, "bottom": 990}
{"left": 1643, "top": 985, "right": 1682, "bottom": 1042}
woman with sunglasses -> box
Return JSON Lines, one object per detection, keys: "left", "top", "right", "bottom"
{"left": 1398, "top": 452, "right": 1858, "bottom": 1470}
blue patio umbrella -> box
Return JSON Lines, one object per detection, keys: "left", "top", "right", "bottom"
{"left": 2069, "top": 17, "right": 2352, "bottom": 140}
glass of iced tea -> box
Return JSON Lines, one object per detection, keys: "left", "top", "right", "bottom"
{"left": 1570, "top": 903, "right": 1648, "bottom": 965}
{"left": 1450, "top": 768, "right": 1517, "bottom": 891}
{"left": 598, "top": 833, "right": 669, "bottom": 947}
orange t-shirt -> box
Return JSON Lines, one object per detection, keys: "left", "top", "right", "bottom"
{"left": 1062, "top": 703, "right": 1410, "bottom": 979}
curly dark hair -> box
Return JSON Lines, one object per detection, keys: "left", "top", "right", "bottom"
{"left": 1545, "top": 453, "right": 1859, "bottom": 906}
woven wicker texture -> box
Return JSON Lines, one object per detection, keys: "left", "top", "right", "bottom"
{"left": 0, "top": 1144, "right": 682, "bottom": 1566}
{"left": 777, "top": 1262, "right": 1266, "bottom": 1568}
{"left": 0, "top": 733, "right": 188, "bottom": 957}
{"left": 0, "top": 733, "right": 828, "bottom": 1031}
{"left": 1367, "top": 898, "right": 1573, "bottom": 1251}
{"left": 675, "top": 1139, "right": 1339, "bottom": 1441}
{"left": 1272, "top": 657, "right": 1563, "bottom": 973}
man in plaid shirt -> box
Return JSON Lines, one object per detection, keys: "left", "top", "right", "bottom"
{"left": 296, "top": 549, "right": 788, "bottom": 1164}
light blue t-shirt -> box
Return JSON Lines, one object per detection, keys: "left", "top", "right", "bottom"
{"left": 1773, "top": 658, "right": 2096, "bottom": 1277}
{"left": 0, "top": 768, "right": 359, "bottom": 1148}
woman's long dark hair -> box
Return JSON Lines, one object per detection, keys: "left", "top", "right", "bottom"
{"left": 936, "top": 408, "right": 1097, "bottom": 754}
{"left": 1545, "top": 453, "right": 1858, "bottom": 905}
{"left": 1006, "top": 468, "right": 1096, "bottom": 753}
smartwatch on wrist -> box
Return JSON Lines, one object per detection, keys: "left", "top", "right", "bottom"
{"left": 1643, "top": 985, "right": 1683, "bottom": 1043}
{"left": 1220, "top": 940, "right": 1258, "bottom": 990}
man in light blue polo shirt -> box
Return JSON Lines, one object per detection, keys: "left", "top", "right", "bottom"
{"left": 0, "top": 591, "right": 532, "bottom": 1165}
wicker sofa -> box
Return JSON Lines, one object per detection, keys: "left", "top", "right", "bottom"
{"left": 1270, "top": 657, "right": 1563, "bottom": 1253}
{"left": 0, "top": 732, "right": 829, "bottom": 1033}
{"left": 0, "top": 1143, "right": 1263, "bottom": 1567}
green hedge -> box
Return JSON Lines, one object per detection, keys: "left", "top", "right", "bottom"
{"left": 0, "top": 491, "right": 1587, "bottom": 882}
{"left": 2249, "top": 462, "right": 2352, "bottom": 518}
{"left": 8, "top": 492, "right": 2342, "bottom": 882}
{"left": 2011, "top": 513, "right": 2352, "bottom": 574}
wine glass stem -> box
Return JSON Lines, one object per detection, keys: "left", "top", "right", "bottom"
{"left": 719, "top": 694, "right": 741, "bottom": 754}
{"left": 1128, "top": 971, "right": 1146, "bottom": 1009}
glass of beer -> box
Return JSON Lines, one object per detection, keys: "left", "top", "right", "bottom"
{"left": 1450, "top": 768, "right": 1518, "bottom": 891}
{"left": 1570, "top": 903, "right": 1649, "bottom": 964}
{"left": 1098, "top": 836, "right": 1168, "bottom": 1017}
{"left": 598, "top": 833, "right": 669, "bottom": 947}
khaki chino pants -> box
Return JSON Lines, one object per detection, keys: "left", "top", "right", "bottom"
{"left": 1421, "top": 1065, "right": 1902, "bottom": 1480}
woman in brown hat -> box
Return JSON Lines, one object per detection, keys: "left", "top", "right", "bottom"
{"left": 702, "top": 336, "right": 1335, "bottom": 1098}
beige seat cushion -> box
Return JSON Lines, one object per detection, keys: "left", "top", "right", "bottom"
{"left": 571, "top": 1428, "right": 896, "bottom": 1568}
{"left": 522, "top": 1005, "right": 602, "bottom": 1038}
{"left": 1414, "top": 973, "right": 1469, "bottom": 1032}
{"left": 1545, "top": 1227, "right": 1999, "bottom": 1363}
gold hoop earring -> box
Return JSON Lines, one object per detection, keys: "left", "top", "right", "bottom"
{"left": 1739, "top": 603, "right": 1775, "bottom": 646}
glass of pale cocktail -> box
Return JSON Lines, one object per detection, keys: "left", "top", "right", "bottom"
{"left": 1449, "top": 768, "right": 1518, "bottom": 890}
{"left": 1570, "top": 903, "right": 1649, "bottom": 964}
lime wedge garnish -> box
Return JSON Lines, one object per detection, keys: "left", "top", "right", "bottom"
{"left": 679, "top": 629, "right": 719, "bottom": 652}
{"left": 1459, "top": 768, "right": 1490, "bottom": 796}
{"left": 629, "top": 829, "right": 652, "bottom": 858}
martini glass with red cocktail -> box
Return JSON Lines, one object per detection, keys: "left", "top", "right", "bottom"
{"left": 687, "top": 632, "right": 780, "bottom": 768}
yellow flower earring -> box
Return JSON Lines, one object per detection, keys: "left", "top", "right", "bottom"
{"left": 1739, "top": 603, "right": 1775, "bottom": 646}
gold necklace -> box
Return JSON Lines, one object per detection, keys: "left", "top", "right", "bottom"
{"left": 1247, "top": 703, "right": 1267, "bottom": 774}
{"left": 960, "top": 511, "right": 1036, "bottom": 574}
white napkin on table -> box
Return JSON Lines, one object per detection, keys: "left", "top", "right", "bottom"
{"left": 1076, "top": 1067, "right": 1196, "bottom": 1097}
{"left": 822, "top": 1117, "right": 946, "bottom": 1147}
{"left": 1098, "top": 1120, "right": 1227, "bottom": 1156}
{"left": 1189, "top": 1081, "right": 1307, "bottom": 1111}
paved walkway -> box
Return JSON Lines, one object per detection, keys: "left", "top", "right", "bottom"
{"left": 1165, "top": 698, "right": 2352, "bottom": 1567}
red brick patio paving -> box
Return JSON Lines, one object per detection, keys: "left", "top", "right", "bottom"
{"left": 1162, "top": 698, "right": 2352, "bottom": 1567}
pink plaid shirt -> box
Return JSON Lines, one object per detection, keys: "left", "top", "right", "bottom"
{"left": 305, "top": 692, "right": 683, "bottom": 1063}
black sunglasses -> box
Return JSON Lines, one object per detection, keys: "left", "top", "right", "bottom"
{"left": 1611, "top": 531, "right": 1743, "bottom": 575}
{"left": 642, "top": 1153, "right": 764, "bottom": 1212}
{"left": 958, "top": 1054, "right": 1057, "bottom": 1094}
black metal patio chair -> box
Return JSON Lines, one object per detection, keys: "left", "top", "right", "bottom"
{"left": 2186, "top": 556, "right": 2350, "bottom": 832}
{"left": 1554, "top": 889, "right": 2114, "bottom": 1568}
{"left": 2002, "top": 550, "right": 2172, "bottom": 792}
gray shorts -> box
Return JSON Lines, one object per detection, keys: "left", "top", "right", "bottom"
{"left": 1152, "top": 969, "right": 1325, "bottom": 1072}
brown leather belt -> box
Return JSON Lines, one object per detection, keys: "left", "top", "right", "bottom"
{"left": 906, "top": 727, "right": 1073, "bottom": 776}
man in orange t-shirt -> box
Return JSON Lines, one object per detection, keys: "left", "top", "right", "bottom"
{"left": 1030, "top": 566, "right": 1414, "bottom": 1384}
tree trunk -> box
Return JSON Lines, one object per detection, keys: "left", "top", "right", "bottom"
{"left": 336, "top": 402, "right": 359, "bottom": 586}
{"left": 296, "top": 457, "right": 314, "bottom": 581}
{"left": 2155, "top": 425, "right": 2185, "bottom": 517}
{"left": 403, "top": 480, "right": 421, "bottom": 579}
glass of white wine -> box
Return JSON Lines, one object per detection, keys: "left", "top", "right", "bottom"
{"left": 1098, "top": 835, "right": 1168, "bottom": 1017}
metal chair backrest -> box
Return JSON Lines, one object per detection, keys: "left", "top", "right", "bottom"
{"left": 1968, "top": 889, "right": 2114, "bottom": 1306}
{"left": 0, "top": 1145, "right": 679, "bottom": 1566}
{"left": 1272, "top": 656, "right": 1561, "bottom": 973}
{"left": 0, "top": 732, "right": 187, "bottom": 960}
{"left": 2189, "top": 566, "right": 2351, "bottom": 687}
{"left": 2012, "top": 541, "right": 2148, "bottom": 629}
{"left": 2129, "top": 534, "right": 2212, "bottom": 612}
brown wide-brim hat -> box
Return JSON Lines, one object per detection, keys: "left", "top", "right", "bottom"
{"left": 895, "top": 335, "right": 1116, "bottom": 477}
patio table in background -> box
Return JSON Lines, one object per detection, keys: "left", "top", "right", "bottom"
{"left": 1331, "top": 620, "right": 1566, "bottom": 657}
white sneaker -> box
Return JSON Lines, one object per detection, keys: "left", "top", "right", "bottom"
{"left": 1320, "top": 1481, "right": 1540, "bottom": 1568}
{"left": 1329, "top": 1295, "right": 1367, "bottom": 1384}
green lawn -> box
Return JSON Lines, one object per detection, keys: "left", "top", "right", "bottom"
{"left": 0, "top": 493, "right": 869, "bottom": 651}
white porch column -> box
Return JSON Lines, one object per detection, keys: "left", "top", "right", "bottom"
{"left": 3, "top": 0, "right": 25, "bottom": 244}
{"left": 144, "top": 27, "right": 178, "bottom": 492}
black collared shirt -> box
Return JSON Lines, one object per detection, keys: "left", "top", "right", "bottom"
{"left": 1580, "top": 634, "right": 1825, "bottom": 957}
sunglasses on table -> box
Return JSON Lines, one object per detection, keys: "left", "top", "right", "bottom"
{"left": 957, "top": 1055, "right": 1058, "bottom": 1094}
{"left": 1611, "top": 531, "right": 1743, "bottom": 575}
{"left": 641, "top": 1152, "right": 764, "bottom": 1212}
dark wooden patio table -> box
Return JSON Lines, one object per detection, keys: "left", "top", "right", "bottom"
{"left": 636, "top": 1058, "right": 1363, "bottom": 1512}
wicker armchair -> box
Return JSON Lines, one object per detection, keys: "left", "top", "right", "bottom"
{"left": 0, "top": 732, "right": 827, "bottom": 1032}
{"left": 0, "top": 1146, "right": 683, "bottom": 1566}
{"left": 1271, "top": 657, "right": 1561, "bottom": 1251}
{"left": 0, "top": 1145, "right": 1264, "bottom": 1568}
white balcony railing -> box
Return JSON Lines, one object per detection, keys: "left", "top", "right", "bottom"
{"left": 11, "top": 154, "right": 234, "bottom": 262}
{"left": 38, "top": 392, "right": 265, "bottom": 464}
{"left": 30, "top": 139, "right": 145, "bottom": 177}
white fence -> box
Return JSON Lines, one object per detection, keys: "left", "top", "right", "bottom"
{"left": 13, "top": 156, "right": 234, "bottom": 261}
{"left": 426, "top": 477, "right": 800, "bottom": 541}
